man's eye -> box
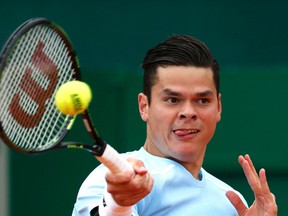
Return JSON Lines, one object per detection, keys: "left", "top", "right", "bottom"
{"left": 167, "top": 98, "right": 179, "bottom": 104}
{"left": 199, "top": 98, "right": 209, "bottom": 104}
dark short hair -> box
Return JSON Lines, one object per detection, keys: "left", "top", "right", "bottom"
{"left": 141, "top": 35, "right": 220, "bottom": 104}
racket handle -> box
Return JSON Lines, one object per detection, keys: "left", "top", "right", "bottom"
{"left": 96, "top": 144, "right": 133, "bottom": 173}
{"left": 96, "top": 145, "right": 134, "bottom": 215}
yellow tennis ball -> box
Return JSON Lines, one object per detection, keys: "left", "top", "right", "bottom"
{"left": 55, "top": 80, "right": 92, "bottom": 115}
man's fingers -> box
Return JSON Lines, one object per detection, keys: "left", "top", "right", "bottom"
{"left": 105, "top": 157, "right": 148, "bottom": 184}
{"left": 259, "top": 169, "right": 278, "bottom": 213}
{"left": 106, "top": 169, "right": 134, "bottom": 184}
{"left": 238, "top": 155, "right": 257, "bottom": 177}
{"left": 259, "top": 169, "right": 269, "bottom": 194}
{"left": 244, "top": 154, "right": 258, "bottom": 176}
{"left": 239, "top": 155, "right": 263, "bottom": 197}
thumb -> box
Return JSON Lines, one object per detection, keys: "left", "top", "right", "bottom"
{"left": 127, "top": 158, "right": 148, "bottom": 175}
{"left": 226, "top": 190, "right": 247, "bottom": 215}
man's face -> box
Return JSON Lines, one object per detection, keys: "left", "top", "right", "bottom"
{"left": 138, "top": 66, "right": 222, "bottom": 165}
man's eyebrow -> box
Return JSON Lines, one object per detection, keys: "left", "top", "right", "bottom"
{"left": 196, "top": 90, "right": 215, "bottom": 97}
{"left": 161, "top": 88, "right": 215, "bottom": 97}
{"left": 161, "top": 88, "right": 182, "bottom": 96}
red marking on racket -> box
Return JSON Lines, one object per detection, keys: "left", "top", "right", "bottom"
{"left": 9, "top": 42, "right": 59, "bottom": 128}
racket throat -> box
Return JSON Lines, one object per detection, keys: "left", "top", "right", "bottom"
{"left": 92, "top": 142, "right": 107, "bottom": 156}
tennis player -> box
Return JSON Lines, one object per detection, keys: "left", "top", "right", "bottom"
{"left": 72, "top": 35, "right": 277, "bottom": 216}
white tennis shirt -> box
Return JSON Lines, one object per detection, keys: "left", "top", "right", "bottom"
{"left": 72, "top": 147, "right": 247, "bottom": 216}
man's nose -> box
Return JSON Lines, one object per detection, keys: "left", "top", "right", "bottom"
{"left": 178, "top": 103, "right": 197, "bottom": 120}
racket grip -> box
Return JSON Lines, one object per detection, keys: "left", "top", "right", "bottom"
{"left": 96, "top": 144, "right": 133, "bottom": 173}
{"left": 96, "top": 145, "right": 134, "bottom": 215}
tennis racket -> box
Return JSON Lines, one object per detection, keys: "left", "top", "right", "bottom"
{"left": 0, "top": 17, "right": 132, "bottom": 173}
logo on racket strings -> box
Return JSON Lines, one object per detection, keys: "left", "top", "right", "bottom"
{"left": 9, "top": 42, "right": 59, "bottom": 128}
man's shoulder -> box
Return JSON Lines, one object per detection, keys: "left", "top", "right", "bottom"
{"left": 202, "top": 168, "right": 234, "bottom": 191}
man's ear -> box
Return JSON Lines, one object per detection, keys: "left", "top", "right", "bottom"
{"left": 217, "top": 93, "right": 222, "bottom": 122}
{"left": 138, "top": 93, "right": 148, "bottom": 122}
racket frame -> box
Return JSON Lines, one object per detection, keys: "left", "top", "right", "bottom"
{"left": 0, "top": 18, "right": 107, "bottom": 157}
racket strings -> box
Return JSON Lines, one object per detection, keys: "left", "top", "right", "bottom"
{"left": 1, "top": 23, "right": 76, "bottom": 151}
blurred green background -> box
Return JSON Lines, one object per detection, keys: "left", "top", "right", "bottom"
{"left": 0, "top": 0, "right": 287, "bottom": 215}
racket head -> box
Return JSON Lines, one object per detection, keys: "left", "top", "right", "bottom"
{"left": 0, "top": 17, "right": 80, "bottom": 153}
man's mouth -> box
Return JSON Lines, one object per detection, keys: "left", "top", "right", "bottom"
{"left": 173, "top": 129, "right": 199, "bottom": 136}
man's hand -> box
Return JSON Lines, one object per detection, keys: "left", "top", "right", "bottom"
{"left": 105, "top": 158, "right": 154, "bottom": 206}
{"left": 226, "top": 154, "right": 278, "bottom": 215}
